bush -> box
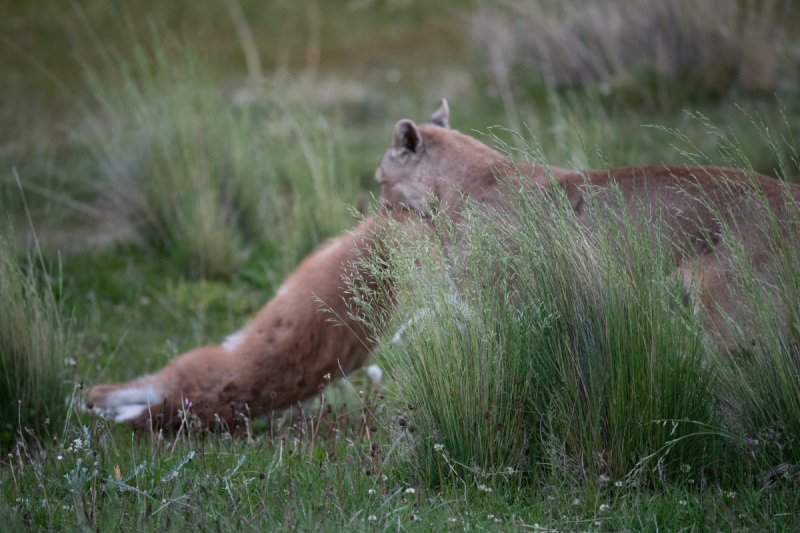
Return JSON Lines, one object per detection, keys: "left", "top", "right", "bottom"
{"left": 0, "top": 235, "right": 71, "bottom": 450}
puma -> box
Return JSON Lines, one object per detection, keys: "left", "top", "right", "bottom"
{"left": 86, "top": 216, "right": 402, "bottom": 429}
{"left": 376, "top": 100, "right": 800, "bottom": 349}
{"left": 88, "top": 101, "right": 798, "bottom": 429}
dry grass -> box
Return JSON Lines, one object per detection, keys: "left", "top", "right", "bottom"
{"left": 473, "top": 0, "right": 798, "bottom": 96}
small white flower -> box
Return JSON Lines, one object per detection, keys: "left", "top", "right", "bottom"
{"left": 56, "top": 455, "right": 63, "bottom": 461}
{"left": 494, "top": 518, "right": 502, "bottom": 523}
{"left": 598, "top": 474, "right": 611, "bottom": 483}
{"left": 678, "top": 499, "right": 687, "bottom": 506}
{"left": 614, "top": 480, "right": 623, "bottom": 487}
{"left": 477, "top": 484, "right": 492, "bottom": 492}
{"left": 366, "top": 364, "right": 383, "bottom": 385}
{"left": 599, "top": 503, "right": 611, "bottom": 512}
{"left": 487, "top": 514, "right": 495, "bottom": 520}
{"left": 448, "top": 517, "right": 457, "bottom": 523}
{"left": 404, "top": 487, "right": 416, "bottom": 495}
{"left": 368, "top": 514, "right": 377, "bottom": 522}
{"left": 433, "top": 443, "right": 444, "bottom": 452}
{"left": 594, "top": 520, "right": 603, "bottom": 527}
{"left": 323, "top": 373, "right": 332, "bottom": 381}
{"left": 572, "top": 498, "right": 581, "bottom": 506}
{"left": 368, "top": 488, "right": 376, "bottom": 495}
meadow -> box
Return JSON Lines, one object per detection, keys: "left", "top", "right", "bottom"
{"left": 2, "top": 1, "right": 800, "bottom": 530}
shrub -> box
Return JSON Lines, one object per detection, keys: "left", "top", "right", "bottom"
{"left": 0, "top": 235, "right": 71, "bottom": 450}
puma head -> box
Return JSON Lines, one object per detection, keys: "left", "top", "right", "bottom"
{"left": 375, "top": 99, "right": 505, "bottom": 215}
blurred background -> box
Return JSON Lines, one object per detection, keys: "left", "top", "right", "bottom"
{"left": 1, "top": 0, "right": 800, "bottom": 385}
{"left": 3, "top": 1, "right": 799, "bottom": 271}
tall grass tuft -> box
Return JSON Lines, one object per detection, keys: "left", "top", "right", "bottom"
{"left": 80, "top": 31, "right": 358, "bottom": 278}
{"left": 370, "top": 212, "right": 538, "bottom": 485}
{"left": 373, "top": 180, "right": 719, "bottom": 486}
{"left": 509, "top": 190, "right": 718, "bottom": 484}
{"left": 0, "top": 235, "right": 71, "bottom": 451}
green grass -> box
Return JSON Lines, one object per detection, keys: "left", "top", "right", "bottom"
{"left": 0, "top": 234, "right": 72, "bottom": 451}
{"left": 3, "top": 0, "right": 800, "bottom": 530}
{"left": 369, "top": 185, "right": 720, "bottom": 487}
{"left": 77, "top": 30, "right": 361, "bottom": 278}
{"left": 3, "top": 416, "right": 800, "bottom": 530}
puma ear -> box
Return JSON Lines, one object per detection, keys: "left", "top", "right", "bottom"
{"left": 430, "top": 98, "right": 450, "bottom": 128}
{"left": 393, "top": 119, "right": 423, "bottom": 154}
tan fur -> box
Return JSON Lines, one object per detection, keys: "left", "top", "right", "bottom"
{"left": 376, "top": 101, "right": 800, "bottom": 349}
{"left": 86, "top": 216, "right": 399, "bottom": 430}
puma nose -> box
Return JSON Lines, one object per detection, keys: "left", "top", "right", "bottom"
{"left": 374, "top": 168, "right": 386, "bottom": 184}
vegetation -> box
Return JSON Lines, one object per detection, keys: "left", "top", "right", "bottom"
{"left": 368, "top": 152, "right": 800, "bottom": 488}
{"left": 2, "top": 0, "right": 800, "bottom": 530}
{"left": 0, "top": 233, "right": 72, "bottom": 449}
{"left": 80, "top": 34, "right": 359, "bottom": 277}
{"left": 372, "top": 190, "right": 712, "bottom": 485}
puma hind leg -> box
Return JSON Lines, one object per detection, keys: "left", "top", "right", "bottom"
{"left": 85, "top": 215, "right": 397, "bottom": 431}
{"left": 86, "top": 344, "right": 239, "bottom": 429}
